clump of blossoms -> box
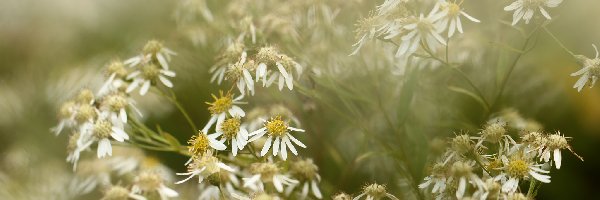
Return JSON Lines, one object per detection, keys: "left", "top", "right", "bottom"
{"left": 352, "top": 0, "right": 480, "bottom": 57}
{"left": 419, "top": 120, "right": 582, "bottom": 199}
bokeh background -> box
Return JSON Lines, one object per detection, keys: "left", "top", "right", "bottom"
{"left": 1, "top": 0, "right": 599, "bottom": 199}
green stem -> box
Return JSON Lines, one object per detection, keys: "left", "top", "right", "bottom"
{"left": 542, "top": 26, "right": 575, "bottom": 57}
{"left": 157, "top": 89, "right": 198, "bottom": 133}
{"left": 527, "top": 179, "right": 538, "bottom": 198}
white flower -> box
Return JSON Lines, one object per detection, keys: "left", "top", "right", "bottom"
{"left": 99, "top": 92, "right": 138, "bottom": 124}
{"left": 125, "top": 40, "right": 176, "bottom": 70}
{"left": 571, "top": 44, "right": 600, "bottom": 92}
{"left": 243, "top": 162, "right": 299, "bottom": 193}
{"left": 175, "top": 154, "right": 235, "bottom": 184}
{"left": 254, "top": 47, "right": 302, "bottom": 91}
{"left": 419, "top": 162, "right": 449, "bottom": 195}
{"left": 353, "top": 183, "right": 398, "bottom": 200}
{"left": 211, "top": 117, "right": 249, "bottom": 156}
{"left": 202, "top": 92, "right": 246, "bottom": 133}
{"left": 210, "top": 40, "right": 245, "bottom": 85}
{"left": 496, "top": 153, "right": 550, "bottom": 193}
{"left": 132, "top": 171, "right": 179, "bottom": 200}
{"left": 376, "top": 0, "right": 408, "bottom": 16}
{"left": 98, "top": 60, "right": 129, "bottom": 96}
{"left": 394, "top": 12, "right": 446, "bottom": 56}
{"left": 126, "top": 64, "right": 176, "bottom": 96}
{"left": 288, "top": 159, "right": 323, "bottom": 199}
{"left": 449, "top": 161, "right": 484, "bottom": 199}
{"left": 228, "top": 52, "right": 256, "bottom": 96}
{"left": 504, "top": 0, "right": 563, "bottom": 25}
{"left": 79, "top": 113, "right": 130, "bottom": 158}
{"left": 350, "top": 14, "right": 381, "bottom": 56}
{"left": 435, "top": 0, "right": 480, "bottom": 38}
{"left": 197, "top": 185, "right": 221, "bottom": 200}
{"left": 186, "top": 131, "right": 227, "bottom": 157}
{"left": 540, "top": 132, "right": 580, "bottom": 169}
{"left": 248, "top": 116, "right": 306, "bottom": 161}
{"left": 66, "top": 132, "right": 92, "bottom": 170}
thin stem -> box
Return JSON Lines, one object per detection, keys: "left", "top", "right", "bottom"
{"left": 157, "top": 89, "right": 198, "bottom": 133}
{"left": 542, "top": 26, "right": 575, "bottom": 57}
{"left": 527, "top": 179, "right": 538, "bottom": 198}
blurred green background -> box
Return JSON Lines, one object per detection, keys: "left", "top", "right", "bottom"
{"left": 1, "top": 0, "right": 600, "bottom": 199}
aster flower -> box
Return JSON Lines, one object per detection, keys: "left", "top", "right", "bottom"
{"left": 98, "top": 60, "right": 129, "bottom": 96}
{"left": 132, "top": 171, "right": 179, "bottom": 200}
{"left": 419, "top": 162, "right": 449, "bottom": 195}
{"left": 211, "top": 116, "right": 249, "bottom": 156}
{"left": 248, "top": 115, "right": 306, "bottom": 161}
{"left": 449, "top": 161, "right": 484, "bottom": 199}
{"left": 288, "top": 159, "right": 323, "bottom": 199}
{"left": 99, "top": 92, "right": 138, "bottom": 124}
{"left": 571, "top": 44, "right": 600, "bottom": 92}
{"left": 496, "top": 153, "right": 550, "bottom": 193}
{"left": 210, "top": 40, "right": 245, "bottom": 85}
{"left": 125, "top": 40, "right": 176, "bottom": 70}
{"left": 394, "top": 12, "right": 446, "bottom": 56}
{"left": 126, "top": 64, "right": 176, "bottom": 96}
{"left": 175, "top": 153, "right": 235, "bottom": 184}
{"left": 187, "top": 131, "right": 227, "bottom": 158}
{"left": 350, "top": 13, "right": 382, "bottom": 56}
{"left": 51, "top": 89, "right": 97, "bottom": 135}
{"left": 435, "top": 0, "right": 480, "bottom": 38}
{"left": 242, "top": 162, "right": 299, "bottom": 193}
{"left": 202, "top": 91, "right": 246, "bottom": 133}
{"left": 79, "top": 113, "right": 130, "bottom": 158}
{"left": 540, "top": 132, "right": 582, "bottom": 169}
{"left": 504, "top": 0, "right": 563, "bottom": 25}
{"left": 225, "top": 51, "right": 256, "bottom": 96}
{"left": 254, "top": 47, "right": 303, "bottom": 91}
{"left": 66, "top": 132, "right": 92, "bottom": 170}
{"left": 353, "top": 183, "right": 398, "bottom": 200}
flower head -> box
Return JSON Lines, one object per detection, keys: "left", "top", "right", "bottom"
{"left": 504, "top": 0, "right": 563, "bottom": 25}
{"left": 571, "top": 44, "right": 600, "bottom": 92}
{"left": 248, "top": 115, "right": 306, "bottom": 160}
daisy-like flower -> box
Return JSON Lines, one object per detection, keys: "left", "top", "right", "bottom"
{"left": 540, "top": 132, "right": 582, "bottom": 169}
{"left": 101, "top": 185, "right": 146, "bottom": 200}
{"left": 66, "top": 132, "right": 92, "bottom": 170}
{"left": 571, "top": 44, "right": 600, "bottom": 92}
{"left": 225, "top": 51, "right": 256, "bottom": 96}
{"left": 353, "top": 183, "right": 399, "bottom": 200}
{"left": 175, "top": 153, "right": 235, "bottom": 184}
{"left": 376, "top": 0, "right": 408, "bottom": 16}
{"left": 79, "top": 113, "right": 130, "bottom": 158}
{"left": 242, "top": 162, "right": 299, "bottom": 193}
{"left": 474, "top": 122, "right": 515, "bottom": 150}
{"left": 435, "top": 0, "right": 480, "bottom": 38}
{"left": 98, "top": 60, "right": 129, "bottom": 96}
{"left": 126, "top": 64, "right": 176, "bottom": 96}
{"left": 472, "top": 178, "right": 503, "bottom": 200}
{"left": 419, "top": 162, "right": 449, "bottom": 195}
{"left": 496, "top": 152, "right": 551, "bottom": 193}
{"left": 504, "top": 0, "right": 563, "bottom": 25}
{"left": 212, "top": 116, "right": 249, "bottom": 156}
{"left": 350, "top": 13, "right": 382, "bottom": 56}
{"left": 99, "top": 92, "right": 136, "bottom": 124}
{"left": 187, "top": 131, "right": 227, "bottom": 158}
{"left": 254, "top": 47, "right": 303, "bottom": 91}
{"left": 132, "top": 171, "right": 179, "bottom": 200}
{"left": 449, "top": 161, "right": 484, "bottom": 199}
{"left": 288, "top": 159, "right": 323, "bottom": 199}
{"left": 210, "top": 40, "right": 245, "bottom": 85}
{"left": 248, "top": 115, "right": 306, "bottom": 161}
{"left": 202, "top": 91, "right": 245, "bottom": 133}
{"left": 125, "top": 40, "right": 177, "bottom": 70}
{"left": 395, "top": 12, "right": 446, "bottom": 57}
{"left": 51, "top": 89, "right": 97, "bottom": 135}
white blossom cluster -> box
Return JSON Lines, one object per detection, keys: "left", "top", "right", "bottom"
{"left": 419, "top": 119, "right": 581, "bottom": 200}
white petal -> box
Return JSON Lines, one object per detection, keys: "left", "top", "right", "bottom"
{"left": 159, "top": 76, "right": 173, "bottom": 88}
{"left": 260, "top": 136, "right": 273, "bottom": 156}
{"left": 273, "top": 137, "right": 280, "bottom": 156}
{"left": 554, "top": 149, "right": 562, "bottom": 169}
{"left": 288, "top": 134, "right": 306, "bottom": 148}
{"left": 140, "top": 80, "right": 151, "bottom": 96}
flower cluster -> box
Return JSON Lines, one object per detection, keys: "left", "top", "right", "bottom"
{"left": 53, "top": 40, "right": 177, "bottom": 169}
{"left": 419, "top": 121, "right": 582, "bottom": 199}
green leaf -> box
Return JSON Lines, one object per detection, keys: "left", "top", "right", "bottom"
{"left": 448, "top": 86, "right": 490, "bottom": 112}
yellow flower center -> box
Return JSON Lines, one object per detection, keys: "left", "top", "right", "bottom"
{"left": 75, "top": 104, "right": 97, "bottom": 123}
{"left": 141, "top": 64, "right": 160, "bottom": 80}
{"left": 103, "top": 186, "right": 130, "bottom": 200}
{"left": 76, "top": 89, "right": 95, "bottom": 104}
{"left": 58, "top": 101, "right": 76, "bottom": 118}
{"left": 93, "top": 120, "right": 112, "bottom": 139}
{"left": 143, "top": 40, "right": 163, "bottom": 55}
{"left": 189, "top": 154, "right": 220, "bottom": 175}
{"left": 446, "top": 3, "right": 461, "bottom": 17}
{"left": 207, "top": 91, "right": 233, "bottom": 115}
{"left": 250, "top": 162, "right": 279, "bottom": 182}
{"left": 105, "top": 94, "right": 128, "bottom": 112}
{"left": 221, "top": 117, "right": 241, "bottom": 140}
{"left": 507, "top": 159, "right": 530, "bottom": 178}
{"left": 265, "top": 116, "right": 288, "bottom": 137}
{"left": 364, "top": 184, "right": 387, "bottom": 198}
{"left": 291, "top": 159, "right": 319, "bottom": 180}
{"left": 107, "top": 61, "right": 128, "bottom": 77}
{"left": 188, "top": 132, "right": 209, "bottom": 156}
{"left": 547, "top": 134, "right": 568, "bottom": 149}
{"left": 136, "top": 171, "right": 163, "bottom": 190}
